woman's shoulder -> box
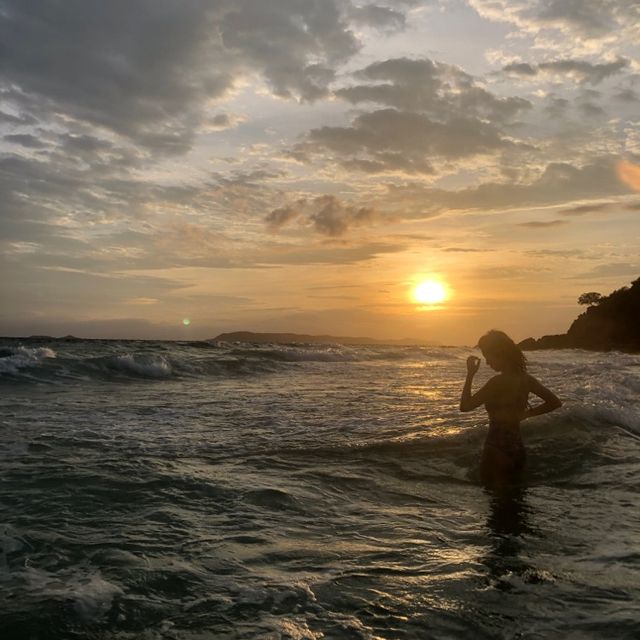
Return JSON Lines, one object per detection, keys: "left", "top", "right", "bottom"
{"left": 484, "top": 374, "right": 505, "bottom": 392}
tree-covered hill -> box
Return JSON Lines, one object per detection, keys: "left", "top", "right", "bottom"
{"left": 520, "top": 277, "right": 640, "bottom": 352}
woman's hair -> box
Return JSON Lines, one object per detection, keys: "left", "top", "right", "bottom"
{"left": 477, "top": 329, "right": 527, "bottom": 372}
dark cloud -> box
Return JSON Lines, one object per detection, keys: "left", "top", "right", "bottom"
{"left": 347, "top": 5, "right": 406, "bottom": 29}
{"left": 292, "top": 56, "right": 531, "bottom": 174}
{"left": 265, "top": 195, "right": 379, "bottom": 236}
{"left": 559, "top": 203, "right": 611, "bottom": 216}
{"left": 0, "top": 0, "right": 380, "bottom": 153}
{"left": 265, "top": 204, "right": 303, "bottom": 232}
{"left": 220, "top": 168, "right": 285, "bottom": 185}
{"left": 526, "top": 248, "right": 587, "bottom": 257}
{"left": 298, "top": 108, "right": 514, "bottom": 174}
{"left": 518, "top": 219, "right": 569, "bottom": 228}
{"left": 0, "top": 109, "right": 37, "bottom": 126}
{"left": 614, "top": 87, "right": 639, "bottom": 103}
{"left": 471, "top": 265, "right": 548, "bottom": 280}
{"left": 502, "top": 62, "right": 537, "bottom": 76}
{"left": 3, "top": 133, "right": 47, "bottom": 148}
{"left": 544, "top": 96, "right": 570, "bottom": 117}
{"left": 310, "top": 196, "right": 377, "bottom": 236}
{"left": 540, "top": 58, "right": 629, "bottom": 84}
{"left": 337, "top": 57, "right": 531, "bottom": 121}
{"left": 208, "top": 113, "right": 237, "bottom": 130}
{"left": 503, "top": 57, "right": 629, "bottom": 84}
{"left": 220, "top": 1, "right": 358, "bottom": 102}
{"left": 0, "top": 1, "right": 232, "bottom": 154}
{"left": 534, "top": 0, "right": 634, "bottom": 38}
{"left": 578, "top": 101, "right": 606, "bottom": 118}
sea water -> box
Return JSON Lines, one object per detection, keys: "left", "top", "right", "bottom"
{"left": 1, "top": 338, "right": 639, "bottom": 639}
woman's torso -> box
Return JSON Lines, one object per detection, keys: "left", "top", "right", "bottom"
{"left": 484, "top": 373, "right": 529, "bottom": 451}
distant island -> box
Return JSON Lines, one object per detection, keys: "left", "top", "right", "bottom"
{"left": 212, "top": 331, "right": 425, "bottom": 346}
{"left": 520, "top": 276, "right": 640, "bottom": 352}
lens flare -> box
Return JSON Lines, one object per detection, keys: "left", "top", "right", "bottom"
{"left": 182, "top": 318, "right": 191, "bottom": 326}
{"left": 617, "top": 160, "right": 640, "bottom": 192}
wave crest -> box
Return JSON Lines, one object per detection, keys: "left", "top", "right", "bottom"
{"left": 0, "top": 346, "right": 56, "bottom": 374}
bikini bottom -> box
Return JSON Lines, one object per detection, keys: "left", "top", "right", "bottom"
{"left": 481, "top": 424, "right": 526, "bottom": 484}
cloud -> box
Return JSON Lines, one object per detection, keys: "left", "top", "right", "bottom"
{"left": 559, "top": 202, "right": 612, "bottom": 215}
{"left": 258, "top": 240, "right": 406, "bottom": 265}
{"left": 503, "top": 58, "right": 630, "bottom": 84}
{"left": 220, "top": 1, "right": 359, "bottom": 102}
{"left": 205, "top": 113, "right": 245, "bottom": 131}
{"left": 0, "top": 108, "right": 37, "bottom": 126}
{"left": 379, "top": 156, "right": 631, "bottom": 218}
{"left": 543, "top": 96, "right": 570, "bottom": 117}
{"left": 310, "top": 196, "right": 377, "bottom": 236}
{"left": 298, "top": 108, "right": 514, "bottom": 175}
{"left": 502, "top": 62, "right": 537, "bottom": 77}
{"left": 3, "top": 133, "right": 47, "bottom": 148}
{"left": 526, "top": 248, "right": 587, "bottom": 257}
{"left": 265, "top": 204, "right": 303, "bottom": 232}
{"left": 443, "top": 247, "right": 493, "bottom": 253}
{"left": 347, "top": 4, "right": 406, "bottom": 30}
{"left": 154, "top": 222, "right": 233, "bottom": 261}
{"left": 470, "top": 0, "right": 638, "bottom": 40}
{"left": 518, "top": 219, "right": 569, "bottom": 228}
{"left": 265, "top": 195, "right": 379, "bottom": 236}
{"left": 614, "top": 87, "right": 639, "bottom": 103}
{"left": 291, "top": 56, "right": 532, "bottom": 175}
{"left": 336, "top": 57, "right": 531, "bottom": 121}
{"left": 0, "top": 1, "right": 231, "bottom": 154}
{"left": 0, "top": 0, "right": 382, "bottom": 153}
{"left": 0, "top": 146, "right": 289, "bottom": 276}
{"left": 569, "top": 262, "right": 640, "bottom": 279}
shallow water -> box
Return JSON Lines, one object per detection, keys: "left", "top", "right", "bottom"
{"left": 1, "top": 339, "right": 640, "bottom": 638}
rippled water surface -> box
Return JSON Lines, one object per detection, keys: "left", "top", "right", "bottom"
{"left": 1, "top": 339, "right": 640, "bottom": 639}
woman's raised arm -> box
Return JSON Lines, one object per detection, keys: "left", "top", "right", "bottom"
{"left": 460, "top": 356, "right": 495, "bottom": 412}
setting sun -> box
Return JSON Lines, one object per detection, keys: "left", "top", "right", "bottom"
{"left": 412, "top": 280, "right": 449, "bottom": 305}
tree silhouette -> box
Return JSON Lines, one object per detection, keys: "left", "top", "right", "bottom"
{"left": 578, "top": 292, "right": 602, "bottom": 306}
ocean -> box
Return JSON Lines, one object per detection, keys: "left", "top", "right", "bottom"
{"left": 1, "top": 338, "right": 639, "bottom": 639}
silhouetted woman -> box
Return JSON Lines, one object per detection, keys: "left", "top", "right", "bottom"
{"left": 460, "top": 330, "right": 562, "bottom": 488}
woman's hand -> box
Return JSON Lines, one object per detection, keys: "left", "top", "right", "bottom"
{"left": 466, "top": 356, "right": 481, "bottom": 376}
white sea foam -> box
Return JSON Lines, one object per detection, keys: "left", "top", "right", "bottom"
{"left": 23, "top": 567, "right": 122, "bottom": 621}
{"left": 108, "top": 353, "right": 173, "bottom": 378}
{"left": 0, "top": 346, "right": 56, "bottom": 374}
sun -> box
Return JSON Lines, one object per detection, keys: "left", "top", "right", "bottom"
{"left": 412, "top": 279, "right": 448, "bottom": 305}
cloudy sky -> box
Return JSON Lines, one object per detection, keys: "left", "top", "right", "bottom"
{"left": 1, "top": 0, "right": 639, "bottom": 344}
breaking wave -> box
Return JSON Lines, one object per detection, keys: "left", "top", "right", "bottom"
{"left": 0, "top": 339, "right": 464, "bottom": 384}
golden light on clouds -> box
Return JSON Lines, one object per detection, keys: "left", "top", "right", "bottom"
{"left": 617, "top": 160, "right": 640, "bottom": 192}
{"left": 412, "top": 279, "right": 449, "bottom": 306}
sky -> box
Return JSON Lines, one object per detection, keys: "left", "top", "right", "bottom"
{"left": 1, "top": 0, "right": 639, "bottom": 345}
